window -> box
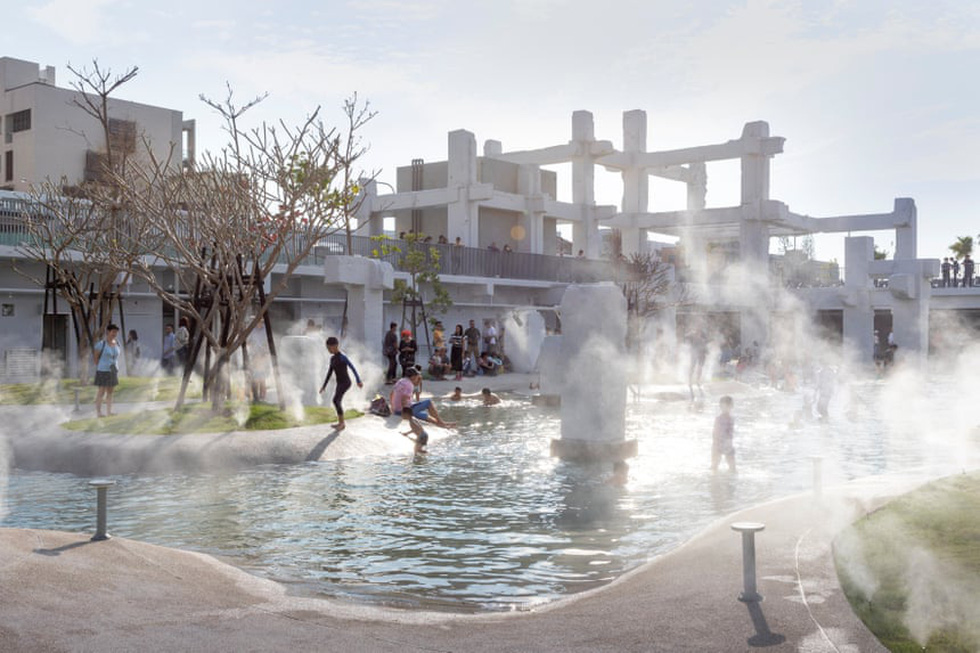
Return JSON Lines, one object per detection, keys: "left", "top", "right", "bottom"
{"left": 9, "top": 109, "right": 31, "bottom": 133}
{"left": 3, "top": 151, "right": 11, "bottom": 182}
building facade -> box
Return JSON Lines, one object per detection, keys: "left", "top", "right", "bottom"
{"left": 1, "top": 55, "right": 978, "bottom": 382}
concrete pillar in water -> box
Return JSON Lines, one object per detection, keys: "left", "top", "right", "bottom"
{"left": 550, "top": 283, "right": 637, "bottom": 462}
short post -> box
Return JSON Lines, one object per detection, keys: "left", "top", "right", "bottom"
{"left": 809, "top": 455, "right": 824, "bottom": 497}
{"left": 89, "top": 480, "right": 116, "bottom": 541}
{"left": 731, "top": 521, "right": 765, "bottom": 602}
{"left": 73, "top": 387, "right": 81, "bottom": 414}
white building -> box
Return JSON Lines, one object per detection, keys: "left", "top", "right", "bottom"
{"left": 1, "top": 57, "right": 194, "bottom": 192}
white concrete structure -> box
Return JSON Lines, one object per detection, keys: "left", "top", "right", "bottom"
{"left": 1, "top": 57, "right": 193, "bottom": 191}
{"left": 357, "top": 111, "right": 950, "bottom": 364}
{"left": 2, "top": 68, "right": 977, "bottom": 383}
{"left": 548, "top": 284, "right": 637, "bottom": 462}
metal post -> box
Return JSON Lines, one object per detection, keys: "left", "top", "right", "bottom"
{"left": 89, "top": 480, "right": 116, "bottom": 541}
{"left": 731, "top": 522, "right": 765, "bottom": 602}
{"left": 73, "top": 388, "right": 81, "bottom": 414}
{"left": 809, "top": 455, "right": 824, "bottom": 497}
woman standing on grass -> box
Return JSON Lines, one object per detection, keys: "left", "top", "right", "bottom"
{"left": 319, "top": 336, "right": 363, "bottom": 431}
{"left": 93, "top": 324, "right": 121, "bottom": 418}
{"left": 449, "top": 324, "right": 465, "bottom": 381}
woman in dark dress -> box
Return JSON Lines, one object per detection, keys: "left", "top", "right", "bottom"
{"left": 449, "top": 324, "right": 465, "bottom": 381}
{"left": 398, "top": 329, "right": 417, "bottom": 377}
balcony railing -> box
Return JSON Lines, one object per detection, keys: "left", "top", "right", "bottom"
{"left": 310, "top": 233, "right": 622, "bottom": 284}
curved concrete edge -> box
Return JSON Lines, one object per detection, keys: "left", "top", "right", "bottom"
{"left": 0, "top": 471, "right": 947, "bottom": 652}
{"left": 1, "top": 412, "right": 455, "bottom": 476}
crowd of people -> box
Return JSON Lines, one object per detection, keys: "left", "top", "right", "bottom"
{"left": 939, "top": 255, "right": 976, "bottom": 288}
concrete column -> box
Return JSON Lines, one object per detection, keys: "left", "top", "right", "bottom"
{"left": 843, "top": 236, "right": 874, "bottom": 363}
{"left": 738, "top": 219, "right": 771, "bottom": 347}
{"left": 550, "top": 284, "right": 636, "bottom": 462}
{"left": 571, "top": 111, "right": 597, "bottom": 258}
{"left": 518, "top": 163, "right": 546, "bottom": 254}
{"left": 687, "top": 162, "right": 707, "bottom": 210}
{"left": 358, "top": 177, "right": 385, "bottom": 237}
{"left": 740, "top": 121, "right": 771, "bottom": 204}
{"left": 619, "top": 110, "right": 648, "bottom": 257}
{"left": 323, "top": 257, "right": 394, "bottom": 350}
{"left": 447, "top": 129, "right": 479, "bottom": 246}
{"left": 738, "top": 122, "right": 773, "bottom": 350}
{"left": 893, "top": 198, "right": 917, "bottom": 261}
{"left": 889, "top": 259, "right": 938, "bottom": 366}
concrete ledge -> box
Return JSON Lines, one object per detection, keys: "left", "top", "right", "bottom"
{"left": 550, "top": 437, "right": 637, "bottom": 462}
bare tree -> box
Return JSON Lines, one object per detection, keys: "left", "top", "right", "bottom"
{"left": 617, "top": 251, "right": 693, "bottom": 352}
{"left": 115, "top": 87, "right": 376, "bottom": 411}
{"left": 15, "top": 61, "right": 150, "bottom": 379}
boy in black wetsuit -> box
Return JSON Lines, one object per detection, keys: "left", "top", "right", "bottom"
{"left": 400, "top": 407, "right": 429, "bottom": 453}
{"left": 319, "top": 336, "right": 363, "bottom": 431}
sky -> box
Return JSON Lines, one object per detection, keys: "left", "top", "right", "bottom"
{"left": 5, "top": 0, "right": 979, "bottom": 263}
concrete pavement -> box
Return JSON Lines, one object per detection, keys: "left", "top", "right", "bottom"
{"left": 0, "top": 475, "right": 920, "bottom": 652}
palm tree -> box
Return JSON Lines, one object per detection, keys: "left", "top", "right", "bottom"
{"left": 949, "top": 236, "right": 974, "bottom": 261}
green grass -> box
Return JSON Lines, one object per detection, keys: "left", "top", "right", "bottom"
{"left": 835, "top": 472, "right": 980, "bottom": 652}
{"left": 62, "top": 402, "right": 363, "bottom": 435}
{"left": 0, "top": 376, "right": 196, "bottom": 405}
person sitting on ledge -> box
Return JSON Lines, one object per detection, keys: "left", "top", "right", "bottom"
{"left": 477, "top": 351, "right": 498, "bottom": 376}
{"left": 428, "top": 348, "right": 451, "bottom": 380}
{"left": 390, "top": 368, "right": 456, "bottom": 429}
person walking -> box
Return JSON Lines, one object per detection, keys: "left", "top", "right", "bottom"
{"left": 952, "top": 257, "right": 961, "bottom": 287}
{"left": 941, "top": 257, "right": 951, "bottom": 287}
{"left": 464, "top": 319, "right": 481, "bottom": 363}
{"left": 161, "top": 324, "right": 177, "bottom": 375}
{"left": 319, "top": 336, "right": 363, "bottom": 432}
{"left": 711, "top": 395, "right": 736, "bottom": 472}
{"left": 383, "top": 322, "right": 399, "bottom": 384}
{"left": 175, "top": 316, "right": 190, "bottom": 369}
{"left": 93, "top": 324, "right": 122, "bottom": 418}
{"left": 963, "top": 254, "right": 975, "bottom": 288}
{"left": 125, "top": 329, "right": 141, "bottom": 376}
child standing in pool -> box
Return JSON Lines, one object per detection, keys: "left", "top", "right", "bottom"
{"left": 400, "top": 406, "right": 429, "bottom": 454}
{"left": 319, "top": 336, "right": 363, "bottom": 432}
{"left": 712, "top": 395, "right": 736, "bottom": 473}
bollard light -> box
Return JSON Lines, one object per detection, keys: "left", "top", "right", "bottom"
{"left": 88, "top": 479, "right": 117, "bottom": 541}
{"left": 731, "top": 521, "right": 765, "bottom": 602}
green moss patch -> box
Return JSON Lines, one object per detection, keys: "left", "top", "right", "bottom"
{"left": 0, "top": 376, "right": 197, "bottom": 405}
{"left": 61, "top": 402, "right": 363, "bottom": 435}
{"left": 835, "top": 472, "right": 980, "bottom": 652}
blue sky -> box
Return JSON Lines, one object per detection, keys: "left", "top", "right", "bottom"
{"left": 6, "top": 0, "right": 979, "bottom": 262}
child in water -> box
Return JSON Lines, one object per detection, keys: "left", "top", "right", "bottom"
{"left": 400, "top": 407, "right": 429, "bottom": 454}
{"left": 712, "top": 395, "right": 736, "bottom": 472}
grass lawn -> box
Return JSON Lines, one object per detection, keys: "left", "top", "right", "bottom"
{"left": 62, "top": 402, "right": 363, "bottom": 435}
{"left": 0, "top": 376, "right": 196, "bottom": 405}
{"left": 834, "top": 472, "right": 980, "bottom": 652}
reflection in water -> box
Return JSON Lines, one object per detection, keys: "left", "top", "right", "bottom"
{"left": 2, "top": 381, "right": 975, "bottom": 612}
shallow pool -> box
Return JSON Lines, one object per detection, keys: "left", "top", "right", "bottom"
{"left": 2, "top": 377, "right": 974, "bottom": 612}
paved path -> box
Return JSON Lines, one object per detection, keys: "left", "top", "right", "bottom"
{"left": 0, "top": 474, "right": 926, "bottom": 652}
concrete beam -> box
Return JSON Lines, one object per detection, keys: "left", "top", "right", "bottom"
{"left": 598, "top": 135, "right": 784, "bottom": 169}
{"left": 489, "top": 140, "right": 616, "bottom": 166}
